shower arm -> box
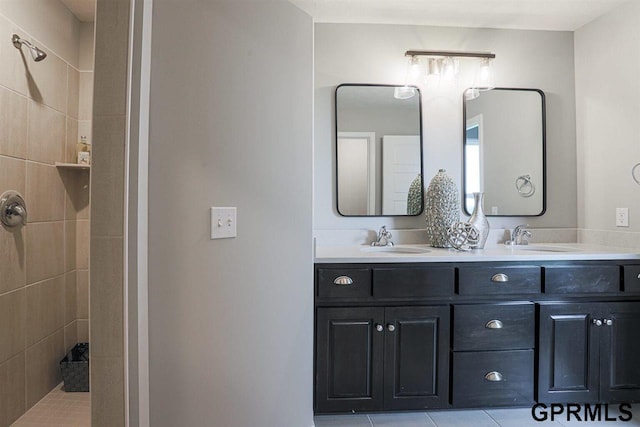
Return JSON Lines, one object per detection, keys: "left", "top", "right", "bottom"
{"left": 12, "top": 34, "right": 33, "bottom": 49}
{"left": 12, "top": 34, "right": 47, "bottom": 61}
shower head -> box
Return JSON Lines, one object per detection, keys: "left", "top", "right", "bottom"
{"left": 12, "top": 34, "right": 47, "bottom": 62}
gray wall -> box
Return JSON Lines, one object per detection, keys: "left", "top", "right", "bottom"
{"left": 315, "top": 23, "right": 577, "bottom": 233}
{"left": 147, "top": 1, "right": 314, "bottom": 426}
{"left": 575, "top": 1, "right": 640, "bottom": 243}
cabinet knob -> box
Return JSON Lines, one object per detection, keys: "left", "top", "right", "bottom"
{"left": 604, "top": 319, "right": 613, "bottom": 326}
{"left": 387, "top": 324, "right": 396, "bottom": 332}
{"left": 593, "top": 319, "right": 603, "bottom": 326}
{"left": 491, "top": 273, "right": 509, "bottom": 283}
{"left": 485, "top": 319, "right": 504, "bottom": 329}
{"left": 375, "top": 324, "right": 384, "bottom": 332}
{"left": 484, "top": 371, "right": 503, "bottom": 382}
{"left": 333, "top": 276, "right": 353, "bottom": 285}
{"left": 637, "top": 273, "right": 640, "bottom": 279}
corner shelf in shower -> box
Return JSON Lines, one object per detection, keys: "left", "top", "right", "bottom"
{"left": 55, "top": 162, "right": 91, "bottom": 170}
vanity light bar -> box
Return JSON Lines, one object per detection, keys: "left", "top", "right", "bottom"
{"left": 405, "top": 50, "right": 495, "bottom": 59}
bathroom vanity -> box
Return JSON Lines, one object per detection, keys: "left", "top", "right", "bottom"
{"left": 313, "top": 245, "right": 640, "bottom": 413}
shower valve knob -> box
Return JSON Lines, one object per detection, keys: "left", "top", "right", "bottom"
{"left": 0, "top": 191, "right": 27, "bottom": 227}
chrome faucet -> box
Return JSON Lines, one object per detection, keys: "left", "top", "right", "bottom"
{"left": 506, "top": 224, "right": 532, "bottom": 246}
{"left": 371, "top": 226, "right": 394, "bottom": 247}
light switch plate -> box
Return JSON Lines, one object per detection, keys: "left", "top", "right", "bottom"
{"left": 211, "top": 207, "right": 237, "bottom": 239}
{"left": 616, "top": 207, "right": 629, "bottom": 227}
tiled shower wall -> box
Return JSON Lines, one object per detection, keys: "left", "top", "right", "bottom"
{"left": 90, "top": 0, "right": 129, "bottom": 424}
{"left": 0, "top": 9, "right": 93, "bottom": 427}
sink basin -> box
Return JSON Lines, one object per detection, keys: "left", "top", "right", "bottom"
{"left": 509, "top": 245, "right": 579, "bottom": 253}
{"left": 361, "top": 246, "right": 431, "bottom": 254}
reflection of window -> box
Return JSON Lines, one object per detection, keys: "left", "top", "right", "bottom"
{"left": 465, "top": 122, "right": 481, "bottom": 212}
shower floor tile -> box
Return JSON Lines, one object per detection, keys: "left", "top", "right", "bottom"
{"left": 11, "top": 383, "right": 90, "bottom": 427}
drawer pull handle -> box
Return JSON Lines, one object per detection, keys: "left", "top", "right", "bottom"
{"left": 333, "top": 276, "right": 353, "bottom": 285}
{"left": 491, "top": 273, "right": 509, "bottom": 283}
{"left": 485, "top": 319, "right": 504, "bottom": 329}
{"left": 485, "top": 371, "right": 503, "bottom": 382}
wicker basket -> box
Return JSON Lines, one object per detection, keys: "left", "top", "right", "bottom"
{"left": 60, "top": 343, "right": 89, "bottom": 392}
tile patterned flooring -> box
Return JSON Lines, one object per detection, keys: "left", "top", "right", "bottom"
{"left": 9, "top": 387, "right": 640, "bottom": 427}
{"left": 11, "top": 383, "right": 90, "bottom": 427}
{"left": 315, "top": 406, "right": 640, "bottom": 427}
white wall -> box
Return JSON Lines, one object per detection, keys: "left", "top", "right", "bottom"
{"left": 315, "top": 23, "right": 577, "bottom": 239}
{"left": 575, "top": 1, "right": 640, "bottom": 247}
{"left": 147, "top": 1, "right": 314, "bottom": 426}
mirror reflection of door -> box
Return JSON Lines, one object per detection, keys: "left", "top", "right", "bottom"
{"left": 337, "top": 132, "right": 376, "bottom": 215}
{"left": 382, "top": 135, "right": 421, "bottom": 215}
{"left": 465, "top": 115, "right": 483, "bottom": 213}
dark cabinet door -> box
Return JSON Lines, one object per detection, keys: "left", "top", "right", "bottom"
{"left": 315, "top": 307, "right": 384, "bottom": 412}
{"left": 538, "top": 303, "right": 600, "bottom": 403}
{"left": 600, "top": 302, "right": 640, "bottom": 402}
{"left": 383, "top": 306, "right": 450, "bottom": 410}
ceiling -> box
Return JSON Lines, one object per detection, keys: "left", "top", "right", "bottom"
{"left": 58, "top": 0, "right": 630, "bottom": 30}
{"left": 289, "top": 0, "right": 631, "bottom": 31}
{"left": 60, "top": 0, "right": 95, "bottom": 22}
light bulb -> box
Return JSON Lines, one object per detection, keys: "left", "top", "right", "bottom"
{"left": 404, "top": 56, "right": 422, "bottom": 86}
{"left": 441, "top": 57, "right": 459, "bottom": 81}
{"left": 427, "top": 58, "right": 441, "bottom": 76}
{"left": 474, "top": 58, "right": 495, "bottom": 89}
{"left": 409, "top": 56, "right": 420, "bottom": 78}
{"left": 465, "top": 88, "right": 480, "bottom": 100}
{"left": 394, "top": 86, "right": 416, "bottom": 99}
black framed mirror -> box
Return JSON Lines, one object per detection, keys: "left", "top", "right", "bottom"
{"left": 463, "top": 88, "right": 546, "bottom": 217}
{"left": 335, "top": 84, "right": 424, "bottom": 216}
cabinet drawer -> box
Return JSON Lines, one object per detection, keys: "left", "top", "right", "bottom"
{"left": 458, "top": 266, "right": 541, "bottom": 295}
{"left": 372, "top": 267, "right": 454, "bottom": 298}
{"left": 453, "top": 303, "right": 534, "bottom": 351}
{"left": 623, "top": 265, "right": 640, "bottom": 293}
{"left": 452, "top": 350, "right": 534, "bottom": 407}
{"left": 545, "top": 265, "right": 619, "bottom": 294}
{"left": 317, "top": 268, "right": 371, "bottom": 298}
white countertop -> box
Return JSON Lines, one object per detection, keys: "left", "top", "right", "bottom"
{"left": 315, "top": 243, "right": 640, "bottom": 264}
